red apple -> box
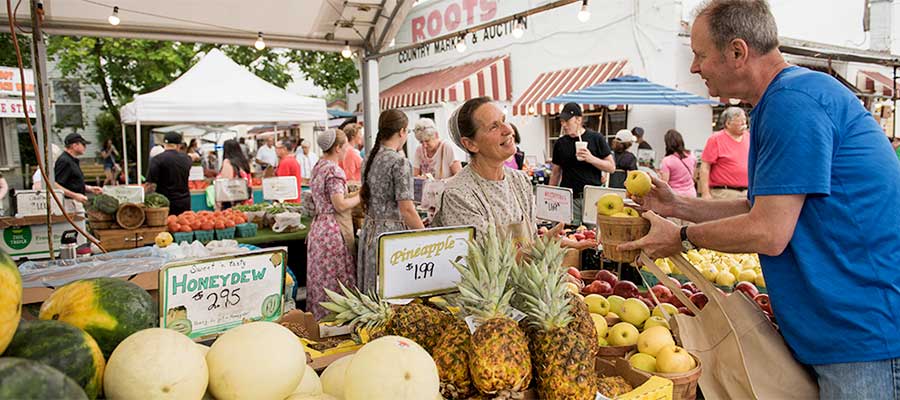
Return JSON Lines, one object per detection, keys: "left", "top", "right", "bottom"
{"left": 651, "top": 284, "right": 673, "bottom": 303}
{"left": 613, "top": 280, "right": 640, "bottom": 299}
{"left": 573, "top": 233, "right": 585, "bottom": 241}
{"left": 596, "top": 270, "right": 619, "bottom": 287}
{"left": 667, "top": 277, "right": 681, "bottom": 289}
{"left": 677, "top": 306, "right": 694, "bottom": 316}
{"left": 734, "top": 281, "right": 760, "bottom": 299}
{"left": 583, "top": 230, "right": 596, "bottom": 239}
{"left": 690, "top": 292, "right": 709, "bottom": 310}
{"left": 753, "top": 293, "right": 772, "bottom": 315}
{"left": 639, "top": 297, "right": 655, "bottom": 310}
{"left": 567, "top": 267, "right": 582, "bottom": 280}
{"left": 681, "top": 281, "right": 699, "bottom": 294}
{"left": 584, "top": 280, "right": 611, "bottom": 296}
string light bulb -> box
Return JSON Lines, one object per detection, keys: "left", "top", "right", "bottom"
{"left": 608, "top": 104, "right": 618, "bottom": 111}
{"left": 512, "top": 18, "right": 524, "bottom": 39}
{"left": 254, "top": 32, "right": 266, "bottom": 50}
{"left": 455, "top": 34, "right": 467, "bottom": 53}
{"left": 577, "top": 0, "right": 591, "bottom": 22}
{"left": 341, "top": 41, "right": 352, "bottom": 58}
{"left": 108, "top": 6, "right": 120, "bottom": 26}
{"left": 728, "top": 98, "right": 741, "bottom": 105}
{"left": 389, "top": 38, "right": 396, "bottom": 48}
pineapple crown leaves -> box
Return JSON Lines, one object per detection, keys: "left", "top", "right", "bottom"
{"left": 320, "top": 282, "right": 392, "bottom": 330}
{"left": 452, "top": 224, "right": 519, "bottom": 320}
{"left": 512, "top": 237, "right": 573, "bottom": 330}
{"left": 527, "top": 233, "right": 566, "bottom": 268}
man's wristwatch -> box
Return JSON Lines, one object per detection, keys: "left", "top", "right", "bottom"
{"left": 680, "top": 225, "right": 696, "bottom": 252}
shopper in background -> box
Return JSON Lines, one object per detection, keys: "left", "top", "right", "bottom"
{"left": 100, "top": 139, "right": 120, "bottom": 186}
{"left": 274, "top": 139, "right": 302, "bottom": 203}
{"left": 307, "top": 128, "right": 359, "bottom": 319}
{"left": 186, "top": 139, "right": 202, "bottom": 162}
{"left": 216, "top": 139, "right": 253, "bottom": 210}
{"left": 659, "top": 129, "right": 697, "bottom": 197}
{"left": 296, "top": 140, "right": 319, "bottom": 182}
{"left": 146, "top": 132, "right": 191, "bottom": 215}
{"left": 412, "top": 117, "right": 461, "bottom": 179}
{"left": 255, "top": 137, "right": 279, "bottom": 170}
{"left": 608, "top": 129, "right": 638, "bottom": 188}
{"left": 699, "top": 106, "right": 750, "bottom": 199}
{"left": 55, "top": 133, "right": 102, "bottom": 204}
{"left": 358, "top": 110, "right": 424, "bottom": 291}
{"left": 239, "top": 137, "right": 250, "bottom": 159}
{"left": 503, "top": 123, "right": 526, "bottom": 170}
{"left": 339, "top": 125, "right": 363, "bottom": 182}
{"left": 633, "top": 126, "right": 652, "bottom": 150}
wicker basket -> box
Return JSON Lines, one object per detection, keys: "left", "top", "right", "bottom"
{"left": 87, "top": 209, "right": 114, "bottom": 222}
{"left": 627, "top": 351, "right": 702, "bottom": 400}
{"left": 116, "top": 203, "right": 145, "bottom": 230}
{"left": 596, "top": 214, "right": 650, "bottom": 263}
{"left": 144, "top": 207, "right": 169, "bottom": 227}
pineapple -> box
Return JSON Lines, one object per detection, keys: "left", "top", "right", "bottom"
{"left": 321, "top": 283, "right": 450, "bottom": 353}
{"left": 454, "top": 225, "right": 532, "bottom": 397}
{"left": 569, "top": 296, "right": 600, "bottom": 355}
{"left": 432, "top": 318, "right": 474, "bottom": 399}
{"left": 513, "top": 243, "right": 599, "bottom": 400}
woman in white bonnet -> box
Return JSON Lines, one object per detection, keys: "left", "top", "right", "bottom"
{"left": 412, "top": 117, "right": 461, "bottom": 179}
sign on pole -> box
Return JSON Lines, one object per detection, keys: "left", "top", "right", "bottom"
{"left": 214, "top": 178, "right": 250, "bottom": 203}
{"left": 535, "top": 184, "right": 573, "bottom": 224}
{"left": 262, "top": 176, "right": 298, "bottom": 202}
{"left": 159, "top": 248, "right": 286, "bottom": 340}
{"left": 378, "top": 226, "right": 475, "bottom": 299}
{"left": 582, "top": 186, "right": 627, "bottom": 225}
{"left": 102, "top": 185, "right": 145, "bottom": 204}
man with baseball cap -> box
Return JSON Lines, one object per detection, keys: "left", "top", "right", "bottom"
{"left": 54, "top": 133, "right": 102, "bottom": 203}
{"left": 550, "top": 102, "right": 615, "bottom": 225}
{"left": 146, "top": 132, "right": 192, "bottom": 215}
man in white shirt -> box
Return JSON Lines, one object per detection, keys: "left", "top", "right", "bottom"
{"left": 255, "top": 137, "right": 278, "bottom": 170}
{"left": 295, "top": 139, "right": 318, "bottom": 181}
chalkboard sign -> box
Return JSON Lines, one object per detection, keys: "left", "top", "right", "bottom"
{"left": 159, "top": 248, "right": 286, "bottom": 340}
{"left": 535, "top": 185, "right": 573, "bottom": 224}
{"left": 377, "top": 226, "right": 475, "bottom": 299}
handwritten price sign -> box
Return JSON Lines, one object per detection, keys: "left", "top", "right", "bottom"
{"left": 536, "top": 185, "right": 573, "bottom": 224}
{"left": 377, "top": 226, "right": 475, "bottom": 299}
{"left": 159, "top": 248, "right": 286, "bottom": 340}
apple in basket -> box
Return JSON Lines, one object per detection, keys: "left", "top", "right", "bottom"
{"left": 596, "top": 270, "right": 619, "bottom": 287}
{"left": 567, "top": 267, "right": 582, "bottom": 280}
{"left": 677, "top": 306, "right": 694, "bottom": 316}
{"left": 681, "top": 281, "right": 700, "bottom": 294}
{"left": 584, "top": 280, "right": 612, "bottom": 296}
{"left": 734, "top": 281, "right": 760, "bottom": 299}
{"left": 689, "top": 292, "right": 709, "bottom": 310}
{"left": 613, "top": 281, "right": 641, "bottom": 299}
{"left": 754, "top": 293, "right": 773, "bottom": 315}
{"left": 650, "top": 284, "right": 673, "bottom": 304}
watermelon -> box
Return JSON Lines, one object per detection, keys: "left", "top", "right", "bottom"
{"left": 39, "top": 277, "right": 157, "bottom": 357}
{"left": 0, "top": 357, "right": 88, "bottom": 400}
{"left": 0, "top": 249, "right": 21, "bottom": 355}
{"left": 4, "top": 320, "right": 106, "bottom": 399}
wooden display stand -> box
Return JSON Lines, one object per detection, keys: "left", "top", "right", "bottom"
{"left": 93, "top": 226, "right": 167, "bottom": 251}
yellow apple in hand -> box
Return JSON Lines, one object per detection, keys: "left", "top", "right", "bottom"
{"left": 624, "top": 170, "right": 652, "bottom": 196}
{"left": 597, "top": 193, "right": 625, "bottom": 216}
{"left": 623, "top": 207, "right": 640, "bottom": 217}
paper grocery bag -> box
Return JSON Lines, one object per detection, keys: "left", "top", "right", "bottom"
{"left": 639, "top": 253, "right": 818, "bottom": 400}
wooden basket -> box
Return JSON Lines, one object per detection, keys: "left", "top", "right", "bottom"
{"left": 116, "top": 203, "right": 145, "bottom": 230}
{"left": 144, "top": 207, "right": 169, "bottom": 227}
{"left": 626, "top": 351, "right": 702, "bottom": 400}
{"left": 86, "top": 209, "right": 114, "bottom": 222}
{"left": 596, "top": 214, "right": 650, "bottom": 263}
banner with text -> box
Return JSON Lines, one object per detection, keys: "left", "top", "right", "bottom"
{"left": 0, "top": 67, "right": 35, "bottom": 97}
{"left": 0, "top": 98, "right": 36, "bottom": 118}
{"left": 378, "top": 226, "right": 475, "bottom": 299}
{"left": 536, "top": 185, "right": 573, "bottom": 224}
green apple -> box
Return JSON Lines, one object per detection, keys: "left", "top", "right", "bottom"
{"left": 607, "top": 322, "right": 640, "bottom": 346}
{"left": 637, "top": 326, "right": 676, "bottom": 357}
{"left": 607, "top": 295, "right": 626, "bottom": 316}
{"left": 738, "top": 269, "right": 757, "bottom": 282}
{"left": 624, "top": 170, "right": 652, "bottom": 196}
{"left": 620, "top": 298, "right": 651, "bottom": 327}
{"left": 643, "top": 316, "right": 671, "bottom": 331}
{"left": 584, "top": 295, "right": 610, "bottom": 315}
{"left": 628, "top": 353, "right": 657, "bottom": 373}
{"left": 656, "top": 345, "right": 695, "bottom": 373}
{"left": 715, "top": 270, "right": 736, "bottom": 287}
{"left": 652, "top": 303, "right": 678, "bottom": 319}
{"left": 590, "top": 313, "right": 609, "bottom": 338}
{"left": 597, "top": 193, "right": 625, "bottom": 216}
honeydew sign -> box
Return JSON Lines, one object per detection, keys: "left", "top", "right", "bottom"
{"left": 378, "top": 226, "right": 475, "bottom": 299}
{"left": 159, "top": 248, "right": 286, "bottom": 339}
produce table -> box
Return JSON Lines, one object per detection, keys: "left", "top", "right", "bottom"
{"left": 189, "top": 188, "right": 264, "bottom": 211}
{"left": 236, "top": 225, "right": 310, "bottom": 300}
{"left": 234, "top": 226, "right": 309, "bottom": 245}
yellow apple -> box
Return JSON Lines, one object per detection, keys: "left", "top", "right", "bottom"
{"left": 755, "top": 273, "right": 766, "bottom": 288}
{"left": 628, "top": 353, "right": 657, "bottom": 373}
{"left": 623, "top": 207, "right": 640, "bottom": 217}
{"left": 564, "top": 282, "right": 580, "bottom": 295}
{"left": 728, "top": 265, "right": 742, "bottom": 279}
{"left": 607, "top": 295, "right": 626, "bottom": 316}
{"left": 637, "top": 326, "right": 676, "bottom": 357}
{"left": 620, "top": 298, "right": 651, "bottom": 327}
{"left": 624, "top": 170, "right": 652, "bottom": 196}
{"left": 597, "top": 193, "right": 625, "bottom": 216}
{"left": 584, "top": 295, "right": 610, "bottom": 315}
{"left": 715, "top": 270, "right": 736, "bottom": 287}
{"left": 656, "top": 345, "right": 695, "bottom": 373}
{"left": 651, "top": 303, "right": 679, "bottom": 319}
{"left": 590, "top": 313, "right": 609, "bottom": 338}
{"left": 642, "top": 316, "right": 670, "bottom": 331}
{"left": 611, "top": 212, "right": 631, "bottom": 218}
{"left": 701, "top": 265, "right": 719, "bottom": 282}
{"left": 738, "top": 269, "right": 757, "bottom": 282}
{"left": 607, "top": 322, "right": 640, "bottom": 346}
{"left": 597, "top": 336, "right": 608, "bottom": 346}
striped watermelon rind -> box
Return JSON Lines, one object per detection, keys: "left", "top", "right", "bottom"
{"left": 4, "top": 320, "right": 106, "bottom": 399}
{"left": 0, "top": 249, "right": 22, "bottom": 355}
{"left": 0, "top": 357, "right": 88, "bottom": 400}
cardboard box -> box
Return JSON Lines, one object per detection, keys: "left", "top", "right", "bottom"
{"left": 22, "top": 269, "right": 158, "bottom": 305}
{"left": 0, "top": 215, "right": 87, "bottom": 260}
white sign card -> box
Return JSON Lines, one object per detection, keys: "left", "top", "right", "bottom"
{"left": 189, "top": 166, "right": 205, "bottom": 181}
{"left": 637, "top": 149, "right": 656, "bottom": 168}
{"left": 159, "top": 248, "right": 286, "bottom": 340}
{"left": 378, "top": 226, "right": 475, "bottom": 299}
{"left": 102, "top": 185, "right": 144, "bottom": 204}
{"left": 14, "top": 190, "right": 66, "bottom": 217}
{"left": 535, "top": 185, "right": 573, "bottom": 224}
{"left": 214, "top": 178, "right": 250, "bottom": 202}
{"left": 262, "top": 176, "right": 298, "bottom": 201}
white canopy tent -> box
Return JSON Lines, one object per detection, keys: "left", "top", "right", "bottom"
{"left": 119, "top": 49, "right": 328, "bottom": 182}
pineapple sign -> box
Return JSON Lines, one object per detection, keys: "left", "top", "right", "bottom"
{"left": 378, "top": 226, "right": 475, "bottom": 299}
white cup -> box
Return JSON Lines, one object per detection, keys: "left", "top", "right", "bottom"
{"left": 575, "top": 141, "right": 588, "bottom": 161}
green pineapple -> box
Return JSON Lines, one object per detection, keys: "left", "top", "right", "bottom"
{"left": 321, "top": 283, "right": 450, "bottom": 353}
{"left": 453, "top": 225, "right": 532, "bottom": 397}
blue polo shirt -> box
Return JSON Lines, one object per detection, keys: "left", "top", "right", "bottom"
{"left": 749, "top": 66, "right": 900, "bottom": 365}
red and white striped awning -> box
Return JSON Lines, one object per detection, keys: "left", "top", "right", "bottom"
{"left": 512, "top": 60, "right": 628, "bottom": 116}
{"left": 380, "top": 55, "right": 511, "bottom": 110}
{"left": 857, "top": 70, "right": 896, "bottom": 98}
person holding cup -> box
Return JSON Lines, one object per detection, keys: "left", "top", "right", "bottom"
{"left": 549, "top": 102, "right": 615, "bottom": 225}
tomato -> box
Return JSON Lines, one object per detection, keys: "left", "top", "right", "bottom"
{"left": 166, "top": 215, "right": 177, "bottom": 224}
{"left": 191, "top": 220, "right": 203, "bottom": 231}
{"left": 182, "top": 225, "right": 193, "bottom": 232}
{"left": 201, "top": 222, "right": 214, "bottom": 231}
{"left": 224, "top": 220, "right": 235, "bottom": 228}
{"left": 214, "top": 221, "right": 225, "bottom": 230}
{"left": 168, "top": 223, "right": 179, "bottom": 232}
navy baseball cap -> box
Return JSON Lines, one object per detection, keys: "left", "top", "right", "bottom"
{"left": 559, "top": 102, "right": 583, "bottom": 121}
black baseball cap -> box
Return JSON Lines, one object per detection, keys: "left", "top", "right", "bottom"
{"left": 64, "top": 133, "right": 90, "bottom": 146}
{"left": 164, "top": 132, "right": 183, "bottom": 145}
{"left": 559, "top": 102, "right": 583, "bottom": 121}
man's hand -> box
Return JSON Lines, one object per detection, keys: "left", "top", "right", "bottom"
{"left": 630, "top": 175, "right": 678, "bottom": 217}
{"left": 86, "top": 186, "right": 102, "bottom": 195}
{"left": 576, "top": 148, "right": 595, "bottom": 163}
{"left": 617, "top": 211, "right": 682, "bottom": 259}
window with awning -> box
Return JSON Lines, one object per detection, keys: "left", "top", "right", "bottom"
{"left": 512, "top": 60, "right": 627, "bottom": 116}
{"left": 379, "top": 55, "right": 511, "bottom": 110}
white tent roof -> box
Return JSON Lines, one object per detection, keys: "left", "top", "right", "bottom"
{"left": 120, "top": 49, "right": 328, "bottom": 124}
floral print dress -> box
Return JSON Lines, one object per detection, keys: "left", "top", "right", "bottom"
{"left": 306, "top": 159, "right": 356, "bottom": 319}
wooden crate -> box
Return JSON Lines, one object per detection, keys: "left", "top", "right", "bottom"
{"left": 93, "top": 226, "right": 167, "bottom": 251}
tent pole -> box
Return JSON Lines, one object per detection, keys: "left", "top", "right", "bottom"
{"left": 361, "top": 56, "right": 380, "bottom": 153}
{"left": 121, "top": 122, "right": 128, "bottom": 184}
{"left": 136, "top": 120, "right": 142, "bottom": 184}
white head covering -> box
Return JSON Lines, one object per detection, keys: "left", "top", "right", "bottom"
{"left": 614, "top": 129, "right": 636, "bottom": 143}
{"left": 317, "top": 129, "right": 337, "bottom": 152}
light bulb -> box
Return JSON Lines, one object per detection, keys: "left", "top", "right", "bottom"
{"left": 389, "top": 38, "right": 396, "bottom": 48}
{"left": 608, "top": 104, "right": 617, "bottom": 111}
{"left": 512, "top": 20, "right": 524, "bottom": 39}
{"left": 729, "top": 98, "right": 741, "bottom": 105}
{"left": 578, "top": 5, "right": 591, "bottom": 22}
{"left": 456, "top": 37, "right": 467, "bottom": 53}
{"left": 254, "top": 32, "right": 266, "bottom": 50}
{"left": 528, "top": 105, "right": 536, "bottom": 114}
{"left": 341, "top": 41, "right": 352, "bottom": 58}
{"left": 108, "top": 6, "right": 120, "bottom": 26}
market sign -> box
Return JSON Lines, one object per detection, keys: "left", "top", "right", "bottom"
{"left": 582, "top": 186, "right": 627, "bottom": 225}
{"left": 0, "top": 67, "right": 35, "bottom": 97}
{"left": 14, "top": 190, "right": 66, "bottom": 217}
{"left": 0, "top": 98, "right": 36, "bottom": 118}
{"left": 102, "top": 185, "right": 144, "bottom": 205}
{"left": 159, "top": 248, "right": 286, "bottom": 340}
{"left": 262, "top": 176, "right": 298, "bottom": 201}
{"left": 189, "top": 166, "right": 204, "bottom": 181}
{"left": 214, "top": 178, "right": 250, "bottom": 202}
{"left": 536, "top": 185, "right": 573, "bottom": 224}
{"left": 378, "top": 226, "right": 474, "bottom": 299}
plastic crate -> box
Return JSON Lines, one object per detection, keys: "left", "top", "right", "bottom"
{"left": 215, "top": 227, "right": 236, "bottom": 240}
{"left": 194, "top": 229, "right": 214, "bottom": 243}
{"left": 235, "top": 223, "right": 257, "bottom": 238}
{"left": 172, "top": 232, "right": 193, "bottom": 243}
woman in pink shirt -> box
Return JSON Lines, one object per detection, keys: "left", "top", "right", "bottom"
{"left": 659, "top": 129, "right": 697, "bottom": 197}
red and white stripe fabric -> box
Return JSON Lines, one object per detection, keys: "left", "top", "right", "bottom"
{"left": 512, "top": 60, "right": 628, "bottom": 116}
{"left": 858, "top": 70, "right": 896, "bottom": 98}
{"left": 379, "top": 55, "right": 511, "bottom": 110}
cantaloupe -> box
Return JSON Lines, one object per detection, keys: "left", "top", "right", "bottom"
{"left": 320, "top": 354, "right": 353, "bottom": 399}
{"left": 206, "top": 322, "right": 306, "bottom": 400}
{"left": 196, "top": 344, "right": 215, "bottom": 400}
{"left": 343, "top": 336, "right": 440, "bottom": 400}
{"left": 284, "top": 394, "right": 339, "bottom": 400}
{"left": 103, "top": 328, "right": 208, "bottom": 400}
{"left": 291, "top": 364, "right": 322, "bottom": 396}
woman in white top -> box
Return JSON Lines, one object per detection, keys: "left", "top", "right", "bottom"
{"left": 412, "top": 118, "right": 461, "bottom": 179}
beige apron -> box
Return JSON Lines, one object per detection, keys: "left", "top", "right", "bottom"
{"left": 471, "top": 172, "right": 534, "bottom": 249}
{"left": 337, "top": 192, "right": 359, "bottom": 256}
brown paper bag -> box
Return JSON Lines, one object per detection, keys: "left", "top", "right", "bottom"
{"left": 639, "top": 253, "right": 818, "bottom": 399}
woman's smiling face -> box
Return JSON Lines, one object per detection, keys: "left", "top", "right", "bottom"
{"left": 463, "top": 102, "right": 516, "bottom": 163}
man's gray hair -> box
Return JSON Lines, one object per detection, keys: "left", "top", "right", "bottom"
{"left": 721, "top": 106, "right": 746, "bottom": 124}
{"left": 694, "top": 0, "right": 779, "bottom": 54}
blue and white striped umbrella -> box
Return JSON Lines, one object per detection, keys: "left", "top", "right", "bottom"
{"left": 545, "top": 75, "right": 721, "bottom": 107}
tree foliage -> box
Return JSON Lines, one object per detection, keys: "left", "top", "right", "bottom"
{"left": 0, "top": 33, "right": 31, "bottom": 68}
